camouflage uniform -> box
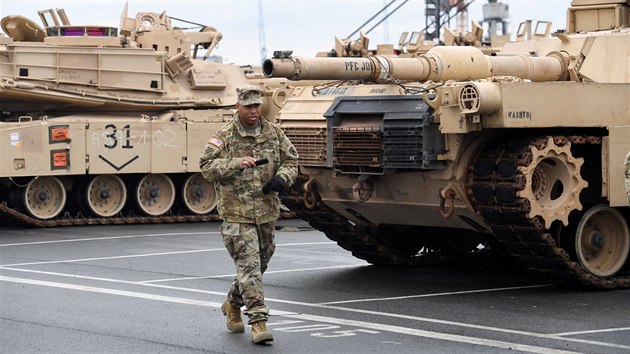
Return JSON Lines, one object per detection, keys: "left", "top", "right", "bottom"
{"left": 625, "top": 152, "right": 630, "bottom": 205}
{"left": 199, "top": 112, "right": 298, "bottom": 324}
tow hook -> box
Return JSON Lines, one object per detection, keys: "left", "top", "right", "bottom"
{"left": 352, "top": 180, "right": 373, "bottom": 202}
{"left": 439, "top": 188, "right": 456, "bottom": 219}
{"left": 302, "top": 179, "right": 321, "bottom": 210}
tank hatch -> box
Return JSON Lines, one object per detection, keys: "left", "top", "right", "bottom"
{"left": 0, "top": 15, "right": 45, "bottom": 42}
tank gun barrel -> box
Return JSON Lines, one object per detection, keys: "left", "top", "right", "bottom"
{"left": 264, "top": 55, "right": 431, "bottom": 81}
{"left": 263, "top": 46, "right": 567, "bottom": 82}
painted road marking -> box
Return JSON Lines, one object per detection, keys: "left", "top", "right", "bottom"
{"left": 1, "top": 248, "right": 227, "bottom": 267}
{"left": 141, "top": 264, "right": 363, "bottom": 283}
{"left": 0, "top": 266, "right": 227, "bottom": 297}
{"left": 0, "top": 241, "right": 336, "bottom": 267}
{"left": 266, "top": 320, "right": 305, "bottom": 327}
{"left": 275, "top": 323, "right": 345, "bottom": 332}
{"left": 319, "top": 284, "right": 554, "bottom": 304}
{"left": 284, "top": 313, "right": 581, "bottom": 354}
{"left": 273, "top": 324, "right": 380, "bottom": 338}
{"left": 553, "top": 327, "right": 630, "bottom": 336}
{"left": 313, "top": 303, "right": 630, "bottom": 350}
{"left": 0, "top": 233, "right": 334, "bottom": 248}
{"left": 1, "top": 266, "right": 628, "bottom": 351}
{"left": 271, "top": 320, "right": 379, "bottom": 337}
{"left": 0, "top": 275, "right": 581, "bottom": 354}
{"left": 0, "top": 232, "right": 216, "bottom": 247}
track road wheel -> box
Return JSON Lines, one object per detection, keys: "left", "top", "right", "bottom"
{"left": 135, "top": 174, "right": 175, "bottom": 216}
{"left": 575, "top": 205, "right": 630, "bottom": 278}
{"left": 85, "top": 175, "right": 127, "bottom": 217}
{"left": 22, "top": 176, "right": 66, "bottom": 219}
{"left": 181, "top": 173, "right": 217, "bottom": 215}
{"left": 517, "top": 137, "right": 588, "bottom": 228}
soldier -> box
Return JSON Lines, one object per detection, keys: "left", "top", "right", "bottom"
{"left": 199, "top": 85, "right": 298, "bottom": 344}
{"left": 626, "top": 152, "right": 630, "bottom": 205}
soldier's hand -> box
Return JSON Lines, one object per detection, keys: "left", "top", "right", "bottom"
{"left": 239, "top": 157, "right": 257, "bottom": 169}
{"left": 262, "top": 176, "right": 288, "bottom": 195}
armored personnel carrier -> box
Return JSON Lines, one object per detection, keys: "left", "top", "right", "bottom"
{"left": 264, "top": 0, "right": 630, "bottom": 289}
{"left": 0, "top": 6, "right": 294, "bottom": 226}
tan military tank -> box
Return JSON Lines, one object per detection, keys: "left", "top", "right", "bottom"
{"left": 0, "top": 5, "right": 294, "bottom": 226}
{"left": 264, "top": 0, "right": 630, "bottom": 289}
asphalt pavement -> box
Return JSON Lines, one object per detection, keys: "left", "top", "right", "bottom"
{"left": 1, "top": 220, "right": 629, "bottom": 353}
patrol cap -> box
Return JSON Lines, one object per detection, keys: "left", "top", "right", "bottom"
{"left": 236, "top": 85, "right": 263, "bottom": 106}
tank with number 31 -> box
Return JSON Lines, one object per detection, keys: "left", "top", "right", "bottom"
{"left": 264, "top": 0, "right": 630, "bottom": 289}
{"left": 0, "top": 5, "right": 293, "bottom": 225}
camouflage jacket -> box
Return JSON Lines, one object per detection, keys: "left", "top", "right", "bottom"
{"left": 199, "top": 113, "right": 299, "bottom": 224}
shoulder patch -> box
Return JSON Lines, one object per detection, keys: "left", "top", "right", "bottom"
{"left": 208, "top": 136, "right": 223, "bottom": 147}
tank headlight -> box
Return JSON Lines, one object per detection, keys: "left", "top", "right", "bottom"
{"left": 458, "top": 82, "right": 501, "bottom": 114}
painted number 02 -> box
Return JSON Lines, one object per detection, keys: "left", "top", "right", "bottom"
{"left": 104, "top": 124, "right": 133, "bottom": 149}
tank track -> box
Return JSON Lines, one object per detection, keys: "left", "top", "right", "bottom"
{"left": 0, "top": 202, "right": 296, "bottom": 228}
{"left": 281, "top": 184, "right": 500, "bottom": 267}
{"left": 468, "top": 135, "right": 630, "bottom": 289}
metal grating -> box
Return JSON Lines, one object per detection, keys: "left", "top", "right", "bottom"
{"left": 458, "top": 84, "right": 480, "bottom": 113}
{"left": 382, "top": 126, "right": 424, "bottom": 168}
{"left": 323, "top": 95, "right": 446, "bottom": 174}
{"left": 284, "top": 127, "right": 327, "bottom": 166}
{"left": 332, "top": 126, "right": 382, "bottom": 167}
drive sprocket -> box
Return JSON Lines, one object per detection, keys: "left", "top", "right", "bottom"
{"left": 516, "top": 136, "right": 588, "bottom": 228}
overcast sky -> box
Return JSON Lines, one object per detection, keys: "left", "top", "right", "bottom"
{"left": 1, "top": 0, "right": 571, "bottom": 65}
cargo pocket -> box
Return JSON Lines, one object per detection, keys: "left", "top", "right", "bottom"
{"left": 221, "top": 222, "right": 241, "bottom": 260}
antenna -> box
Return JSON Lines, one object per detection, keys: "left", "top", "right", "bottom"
{"left": 258, "top": 0, "right": 267, "bottom": 64}
{"left": 383, "top": 0, "right": 390, "bottom": 43}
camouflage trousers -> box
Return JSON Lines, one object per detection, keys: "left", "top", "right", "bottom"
{"left": 221, "top": 221, "right": 276, "bottom": 324}
{"left": 625, "top": 152, "right": 630, "bottom": 205}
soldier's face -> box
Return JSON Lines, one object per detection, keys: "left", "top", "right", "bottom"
{"left": 237, "top": 103, "right": 262, "bottom": 127}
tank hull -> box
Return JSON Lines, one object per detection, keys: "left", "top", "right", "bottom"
{"left": 274, "top": 76, "right": 630, "bottom": 288}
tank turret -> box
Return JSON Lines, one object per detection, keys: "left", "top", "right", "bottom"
{"left": 0, "top": 6, "right": 239, "bottom": 114}
{"left": 264, "top": 0, "right": 630, "bottom": 289}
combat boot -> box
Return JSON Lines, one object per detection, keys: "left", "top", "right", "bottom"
{"left": 251, "top": 320, "right": 273, "bottom": 344}
{"left": 221, "top": 300, "right": 244, "bottom": 333}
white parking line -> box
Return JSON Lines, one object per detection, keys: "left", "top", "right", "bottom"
{"left": 319, "top": 284, "right": 554, "bottom": 304}
{"left": 2, "top": 265, "right": 628, "bottom": 351}
{"left": 0, "top": 275, "right": 225, "bottom": 307}
{"left": 0, "top": 232, "right": 216, "bottom": 247}
{"left": 274, "top": 241, "right": 336, "bottom": 246}
{"left": 0, "top": 266, "right": 227, "bottom": 296}
{"left": 553, "top": 327, "right": 630, "bottom": 336}
{"left": 0, "top": 234, "right": 334, "bottom": 248}
{"left": 0, "top": 241, "right": 335, "bottom": 267}
{"left": 1, "top": 248, "right": 227, "bottom": 267}
{"left": 141, "top": 264, "right": 363, "bottom": 283}
{"left": 0, "top": 275, "right": 581, "bottom": 354}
